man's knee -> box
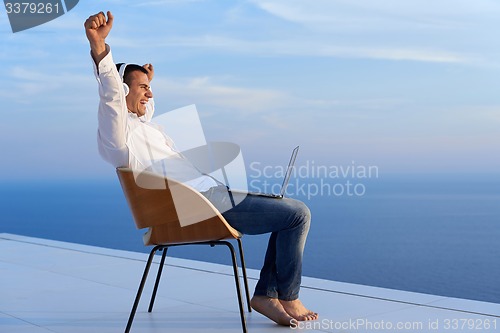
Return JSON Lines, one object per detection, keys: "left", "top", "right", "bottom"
{"left": 290, "top": 199, "right": 311, "bottom": 228}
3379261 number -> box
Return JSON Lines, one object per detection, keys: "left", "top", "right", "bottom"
{"left": 5, "top": 2, "right": 60, "bottom": 15}
{"left": 443, "top": 318, "right": 497, "bottom": 330}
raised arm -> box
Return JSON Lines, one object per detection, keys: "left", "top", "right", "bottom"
{"left": 84, "top": 11, "right": 114, "bottom": 65}
{"left": 85, "top": 11, "right": 128, "bottom": 167}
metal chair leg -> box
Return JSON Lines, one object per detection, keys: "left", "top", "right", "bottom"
{"left": 125, "top": 245, "right": 161, "bottom": 333}
{"left": 148, "top": 246, "right": 168, "bottom": 312}
{"left": 220, "top": 241, "right": 247, "bottom": 333}
{"left": 237, "top": 238, "right": 252, "bottom": 312}
{"left": 126, "top": 242, "right": 247, "bottom": 333}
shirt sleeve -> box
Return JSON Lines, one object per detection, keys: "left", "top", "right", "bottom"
{"left": 93, "top": 45, "right": 129, "bottom": 167}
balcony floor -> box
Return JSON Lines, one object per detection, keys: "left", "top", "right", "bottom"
{"left": 1, "top": 233, "right": 499, "bottom": 332}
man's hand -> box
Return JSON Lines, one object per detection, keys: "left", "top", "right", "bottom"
{"left": 143, "top": 63, "right": 154, "bottom": 82}
{"left": 84, "top": 11, "right": 114, "bottom": 65}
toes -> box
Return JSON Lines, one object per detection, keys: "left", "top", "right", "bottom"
{"left": 299, "top": 311, "right": 318, "bottom": 321}
{"left": 304, "top": 313, "right": 315, "bottom": 321}
{"left": 278, "top": 299, "right": 318, "bottom": 321}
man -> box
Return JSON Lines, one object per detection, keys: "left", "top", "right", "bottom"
{"left": 85, "top": 11, "right": 318, "bottom": 325}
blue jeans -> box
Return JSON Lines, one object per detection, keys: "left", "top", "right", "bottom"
{"left": 201, "top": 186, "right": 311, "bottom": 301}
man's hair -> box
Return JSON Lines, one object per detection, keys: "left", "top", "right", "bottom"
{"left": 116, "top": 63, "right": 148, "bottom": 85}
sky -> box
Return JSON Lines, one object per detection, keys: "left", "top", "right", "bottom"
{"left": 1, "top": 0, "right": 500, "bottom": 180}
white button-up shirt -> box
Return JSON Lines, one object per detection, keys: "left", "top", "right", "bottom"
{"left": 93, "top": 46, "right": 217, "bottom": 192}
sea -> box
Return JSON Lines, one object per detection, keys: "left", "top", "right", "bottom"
{"left": 1, "top": 174, "right": 499, "bottom": 304}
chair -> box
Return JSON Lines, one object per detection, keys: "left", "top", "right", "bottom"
{"left": 116, "top": 167, "right": 251, "bottom": 333}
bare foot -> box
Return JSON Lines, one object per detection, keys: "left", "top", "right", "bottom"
{"left": 279, "top": 299, "right": 318, "bottom": 321}
{"left": 250, "top": 296, "right": 294, "bottom": 326}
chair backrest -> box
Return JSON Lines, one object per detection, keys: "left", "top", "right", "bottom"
{"left": 116, "top": 167, "right": 241, "bottom": 245}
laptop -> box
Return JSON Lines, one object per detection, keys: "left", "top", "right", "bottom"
{"left": 249, "top": 146, "right": 299, "bottom": 199}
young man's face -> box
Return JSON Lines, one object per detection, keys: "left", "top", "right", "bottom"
{"left": 126, "top": 70, "right": 153, "bottom": 117}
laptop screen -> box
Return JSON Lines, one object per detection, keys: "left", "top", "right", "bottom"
{"left": 280, "top": 146, "right": 299, "bottom": 196}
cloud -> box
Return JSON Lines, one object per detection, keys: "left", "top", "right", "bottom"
{"left": 250, "top": 0, "right": 500, "bottom": 30}
{"left": 64, "top": 1, "right": 496, "bottom": 65}
{"left": 132, "top": 0, "right": 205, "bottom": 6}
{"left": 152, "top": 76, "right": 288, "bottom": 113}
{"left": 7, "top": 65, "right": 95, "bottom": 111}
{"left": 246, "top": 0, "right": 500, "bottom": 65}
{"left": 111, "top": 33, "right": 470, "bottom": 64}
{"left": 151, "top": 75, "right": 403, "bottom": 116}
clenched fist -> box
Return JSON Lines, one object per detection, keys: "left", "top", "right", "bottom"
{"left": 84, "top": 11, "right": 114, "bottom": 65}
{"left": 143, "top": 63, "right": 154, "bottom": 82}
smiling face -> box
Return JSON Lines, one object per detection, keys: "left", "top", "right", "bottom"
{"left": 125, "top": 70, "right": 153, "bottom": 117}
